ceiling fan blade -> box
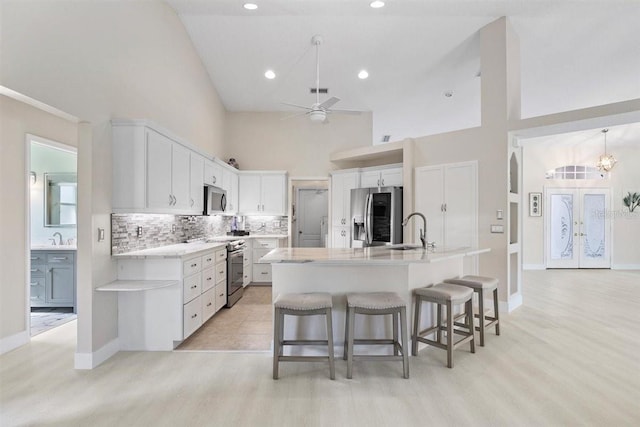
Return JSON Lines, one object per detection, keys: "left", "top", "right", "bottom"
{"left": 281, "top": 102, "right": 312, "bottom": 110}
{"left": 328, "top": 108, "right": 362, "bottom": 115}
{"left": 280, "top": 111, "right": 309, "bottom": 121}
{"left": 318, "top": 96, "right": 340, "bottom": 109}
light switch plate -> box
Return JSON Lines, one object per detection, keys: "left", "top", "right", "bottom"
{"left": 497, "top": 209, "right": 504, "bottom": 220}
{"left": 490, "top": 224, "right": 504, "bottom": 233}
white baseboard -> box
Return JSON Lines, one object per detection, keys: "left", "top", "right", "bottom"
{"left": 74, "top": 337, "right": 119, "bottom": 370}
{"left": 0, "top": 330, "right": 29, "bottom": 355}
{"left": 499, "top": 294, "right": 522, "bottom": 313}
{"left": 523, "top": 264, "right": 546, "bottom": 270}
{"left": 612, "top": 264, "right": 640, "bottom": 270}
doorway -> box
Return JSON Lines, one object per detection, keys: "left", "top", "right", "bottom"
{"left": 545, "top": 187, "right": 611, "bottom": 268}
{"left": 290, "top": 179, "right": 329, "bottom": 248}
{"left": 27, "top": 135, "right": 78, "bottom": 336}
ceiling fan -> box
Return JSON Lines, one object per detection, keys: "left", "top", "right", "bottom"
{"left": 282, "top": 35, "right": 363, "bottom": 123}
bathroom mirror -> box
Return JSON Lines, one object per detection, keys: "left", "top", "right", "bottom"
{"left": 44, "top": 173, "right": 77, "bottom": 227}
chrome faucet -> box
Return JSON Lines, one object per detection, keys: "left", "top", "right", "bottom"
{"left": 53, "top": 232, "right": 63, "bottom": 246}
{"left": 402, "top": 212, "right": 427, "bottom": 249}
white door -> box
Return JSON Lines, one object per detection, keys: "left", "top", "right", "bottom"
{"left": 295, "top": 189, "right": 328, "bottom": 247}
{"left": 546, "top": 188, "right": 611, "bottom": 268}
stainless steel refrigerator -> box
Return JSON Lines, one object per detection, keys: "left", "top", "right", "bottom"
{"left": 351, "top": 186, "right": 403, "bottom": 247}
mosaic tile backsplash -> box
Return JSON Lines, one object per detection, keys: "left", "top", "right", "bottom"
{"left": 111, "top": 214, "right": 288, "bottom": 255}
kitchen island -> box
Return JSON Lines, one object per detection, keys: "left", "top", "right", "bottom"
{"left": 260, "top": 245, "right": 489, "bottom": 355}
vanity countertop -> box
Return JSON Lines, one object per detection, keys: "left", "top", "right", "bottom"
{"left": 31, "top": 245, "right": 77, "bottom": 251}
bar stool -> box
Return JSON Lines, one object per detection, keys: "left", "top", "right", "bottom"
{"left": 273, "top": 292, "right": 335, "bottom": 380}
{"left": 444, "top": 275, "right": 500, "bottom": 346}
{"left": 412, "top": 283, "right": 475, "bottom": 368}
{"left": 343, "top": 292, "right": 409, "bottom": 379}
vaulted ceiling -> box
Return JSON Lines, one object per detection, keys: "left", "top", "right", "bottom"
{"left": 166, "top": 0, "right": 640, "bottom": 144}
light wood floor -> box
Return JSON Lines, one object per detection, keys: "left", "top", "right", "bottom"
{"left": 2, "top": 270, "right": 639, "bottom": 426}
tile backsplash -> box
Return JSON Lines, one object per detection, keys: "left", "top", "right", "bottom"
{"left": 111, "top": 214, "right": 288, "bottom": 254}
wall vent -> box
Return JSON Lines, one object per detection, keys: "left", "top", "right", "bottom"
{"left": 382, "top": 135, "right": 391, "bottom": 143}
{"left": 310, "top": 88, "right": 328, "bottom": 94}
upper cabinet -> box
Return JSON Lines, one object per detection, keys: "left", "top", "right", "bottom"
{"left": 330, "top": 170, "right": 360, "bottom": 227}
{"left": 204, "top": 160, "right": 223, "bottom": 187}
{"left": 359, "top": 165, "right": 403, "bottom": 188}
{"left": 238, "top": 172, "right": 287, "bottom": 215}
{"left": 112, "top": 121, "right": 205, "bottom": 215}
{"left": 222, "top": 167, "right": 239, "bottom": 214}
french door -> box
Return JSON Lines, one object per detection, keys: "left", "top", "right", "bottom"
{"left": 545, "top": 188, "right": 610, "bottom": 268}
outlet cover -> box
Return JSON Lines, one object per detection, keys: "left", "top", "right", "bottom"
{"left": 490, "top": 224, "right": 504, "bottom": 233}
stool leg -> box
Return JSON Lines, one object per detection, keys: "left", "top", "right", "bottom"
{"left": 467, "top": 298, "right": 475, "bottom": 354}
{"left": 400, "top": 306, "right": 409, "bottom": 379}
{"left": 346, "top": 307, "right": 356, "bottom": 379}
{"left": 412, "top": 296, "right": 421, "bottom": 356}
{"left": 493, "top": 288, "right": 500, "bottom": 336}
{"left": 273, "top": 307, "right": 281, "bottom": 379}
{"left": 393, "top": 310, "right": 399, "bottom": 356}
{"left": 478, "top": 289, "right": 485, "bottom": 347}
{"left": 436, "top": 303, "right": 443, "bottom": 344}
{"left": 446, "top": 301, "right": 453, "bottom": 368}
{"left": 325, "top": 307, "right": 335, "bottom": 380}
{"left": 343, "top": 305, "right": 350, "bottom": 361}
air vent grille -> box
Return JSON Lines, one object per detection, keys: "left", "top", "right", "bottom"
{"left": 310, "top": 88, "right": 328, "bottom": 94}
{"left": 382, "top": 135, "right": 391, "bottom": 143}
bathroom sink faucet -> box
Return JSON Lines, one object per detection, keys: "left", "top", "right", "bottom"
{"left": 53, "top": 232, "right": 63, "bottom": 246}
{"left": 401, "top": 212, "right": 427, "bottom": 249}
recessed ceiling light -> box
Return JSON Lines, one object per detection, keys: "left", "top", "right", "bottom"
{"left": 358, "top": 70, "right": 369, "bottom": 79}
{"left": 370, "top": 1, "right": 385, "bottom": 9}
{"left": 243, "top": 3, "right": 258, "bottom": 10}
{"left": 264, "top": 70, "right": 276, "bottom": 79}
{"left": 444, "top": 91, "right": 453, "bottom": 98}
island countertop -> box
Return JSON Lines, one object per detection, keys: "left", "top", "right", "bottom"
{"left": 260, "top": 246, "right": 490, "bottom": 265}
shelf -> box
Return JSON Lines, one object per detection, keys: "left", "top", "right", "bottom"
{"left": 96, "top": 280, "right": 179, "bottom": 292}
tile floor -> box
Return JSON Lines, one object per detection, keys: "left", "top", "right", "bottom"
{"left": 30, "top": 307, "right": 77, "bottom": 336}
{"left": 177, "top": 285, "right": 272, "bottom": 351}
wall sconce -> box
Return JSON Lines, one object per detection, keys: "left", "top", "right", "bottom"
{"left": 30, "top": 171, "right": 37, "bottom": 185}
{"left": 596, "top": 129, "right": 617, "bottom": 172}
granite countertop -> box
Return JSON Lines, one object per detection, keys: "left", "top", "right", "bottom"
{"left": 259, "top": 246, "right": 490, "bottom": 265}
{"left": 113, "top": 242, "right": 228, "bottom": 259}
{"left": 207, "top": 234, "right": 288, "bottom": 242}
{"left": 31, "top": 245, "right": 77, "bottom": 251}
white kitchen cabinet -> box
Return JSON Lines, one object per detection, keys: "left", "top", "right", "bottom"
{"left": 330, "top": 170, "right": 359, "bottom": 248}
{"left": 414, "top": 161, "right": 477, "bottom": 250}
{"left": 112, "top": 121, "right": 206, "bottom": 215}
{"left": 238, "top": 172, "right": 287, "bottom": 215}
{"left": 189, "top": 153, "right": 205, "bottom": 213}
{"left": 204, "top": 160, "right": 223, "bottom": 187}
{"left": 30, "top": 250, "right": 76, "bottom": 310}
{"left": 360, "top": 166, "right": 403, "bottom": 188}
{"left": 331, "top": 227, "right": 351, "bottom": 249}
{"left": 222, "top": 167, "right": 239, "bottom": 214}
{"left": 242, "top": 240, "right": 252, "bottom": 287}
{"left": 251, "top": 238, "right": 282, "bottom": 283}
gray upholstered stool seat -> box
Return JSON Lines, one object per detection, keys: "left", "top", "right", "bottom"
{"left": 412, "top": 283, "right": 475, "bottom": 368}
{"left": 344, "top": 292, "right": 409, "bottom": 379}
{"left": 444, "top": 275, "right": 500, "bottom": 346}
{"left": 273, "top": 292, "right": 335, "bottom": 380}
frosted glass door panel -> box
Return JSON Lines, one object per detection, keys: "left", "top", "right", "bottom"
{"left": 548, "top": 193, "right": 577, "bottom": 268}
{"left": 579, "top": 190, "right": 610, "bottom": 268}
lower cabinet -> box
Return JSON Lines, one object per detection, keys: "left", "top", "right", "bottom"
{"left": 30, "top": 250, "right": 76, "bottom": 311}
{"left": 252, "top": 238, "right": 281, "bottom": 283}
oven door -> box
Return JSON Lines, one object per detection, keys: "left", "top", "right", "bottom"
{"left": 226, "top": 249, "right": 244, "bottom": 307}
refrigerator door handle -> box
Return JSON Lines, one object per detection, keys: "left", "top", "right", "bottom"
{"left": 364, "top": 194, "right": 373, "bottom": 245}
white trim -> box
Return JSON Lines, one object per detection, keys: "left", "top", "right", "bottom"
{"left": 523, "top": 264, "right": 546, "bottom": 270}
{"left": 612, "top": 264, "right": 640, "bottom": 270}
{"left": 0, "top": 330, "right": 30, "bottom": 355}
{"left": 499, "top": 293, "right": 523, "bottom": 313}
{"left": 74, "top": 338, "right": 120, "bottom": 370}
{"left": 29, "top": 134, "right": 77, "bottom": 154}
{"left": 0, "top": 85, "right": 80, "bottom": 123}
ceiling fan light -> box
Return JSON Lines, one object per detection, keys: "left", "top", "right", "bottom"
{"left": 264, "top": 69, "right": 276, "bottom": 79}
{"left": 358, "top": 70, "right": 369, "bottom": 79}
{"left": 243, "top": 3, "right": 258, "bottom": 10}
{"left": 370, "top": 1, "right": 385, "bottom": 8}
{"left": 309, "top": 110, "right": 326, "bottom": 122}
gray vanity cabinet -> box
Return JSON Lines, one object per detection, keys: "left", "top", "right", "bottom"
{"left": 30, "top": 250, "right": 76, "bottom": 311}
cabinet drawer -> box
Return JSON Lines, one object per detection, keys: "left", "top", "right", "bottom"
{"left": 183, "top": 257, "right": 201, "bottom": 277}
{"left": 201, "top": 267, "right": 215, "bottom": 292}
{"left": 254, "top": 239, "right": 277, "bottom": 249}
{"left": 201, "top": 287, "right": 216, "bottom": 322}
{"left": 183, "top": 295, "right": 202, "bottom": 339}
{"left": 30, "top": 265, "right": 47, "bottom": 277}
{"left": 252, "top": 264, "right": 272, "bottom": 282}
{"left": 215, "top": 249, "right": 227, "bottom": 263}
{"left": 215, "top": 261, "right": 227, "bottom": 284}
{"left": 30, "top": 277, "right": 46, "bottom": 303}
{"left": 201, "top": 251, "right": 216, "bottom": 269}
{"left": 47, "top": 253, "right": 74, "bottom": 265}
{"left": 30, "top": 252, "right": 47, "bottom": 265}
{"left": 214, "top": 282, "right": 227, "bottom": 312}
{"left": 243, "top": 251, "right": 251, "bottom": 265}
{"left": 243, "top": 271, "right": 251, "bottom": 287}
{"left": 183, "top": 273, "right": 201, "bottom": 303}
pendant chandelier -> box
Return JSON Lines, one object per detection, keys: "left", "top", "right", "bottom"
{"left": 596, "top": 128, "right": 617, "bottom": 172}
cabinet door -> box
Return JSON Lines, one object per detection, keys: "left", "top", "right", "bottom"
{"left": 146, "top": 129, "right": 173, "bottom": 209}
{"left": 444, "top": 163, "right": 476, "bottom": 248}
{"left": 30, "top": 277, "right": 46, "bottom": 304}
{"left": 238, "top": 174, "right": 261, "bottom": 214}
{"left": 414, "top": 166, "right": 445, "bottom": 247}
{"left": 331, "top": 172, "right": 359, "bottom": 227}
{"left": 360, "top": 171, "right": 381, "bottom": 188}
{"left": 331, "top": 226, "right": 351, "bottom": 248}
{"left": 380, "top": 168, "right": 403, "bottom": 187}
{"left": 204, "top": 160, "right": 223, "bottom": 187}
{"left": 171, "top": 143, "right": 191, "bottom": 211}
{"left": 47, "top": 265, "right": 74, "bottom": 304}
{"left": 223, "top": 169, "right": 239, "bottom": 214}
{"left": 189, "top": 153, "right": 205, "bottom": 214}
{"left": 261, "top": 174, "right": 286, "bottom": 215}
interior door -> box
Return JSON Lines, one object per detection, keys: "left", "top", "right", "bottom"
{"left": 545, "top": 188, "right": 610, "bottom": 268}
{"left": 296, "top": 189, "right": 328, "bottom": 247}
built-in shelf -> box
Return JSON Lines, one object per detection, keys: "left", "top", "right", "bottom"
{"left": 96, "top": 280, "right": 179, "bottom": 292}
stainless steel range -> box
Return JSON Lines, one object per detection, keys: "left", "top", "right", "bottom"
{"left": 226, "top": 240, "right": 246, "bottom": 307}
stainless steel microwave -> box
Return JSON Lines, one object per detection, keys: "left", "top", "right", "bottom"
{"left": 204, "top": 186, "right": 227, "bottom": 215}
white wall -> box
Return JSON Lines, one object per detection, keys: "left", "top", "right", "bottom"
{"left": 522, "top": 125, "right": 640, "bottom": 268}
{"left": 1, "top": 1, "right": 226, "bottom": 363}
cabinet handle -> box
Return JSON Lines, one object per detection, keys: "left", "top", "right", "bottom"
{"left": 206, "top": 277, "right": 212, "bottom": 281}
{"left": 444, "top": 203, "right": 447, "bottom": 212}
{"left": 190, "top": 198, "right": 194, "bottom": 207}
{"left": 169, "top": 194, "right": 173, "bottom": 205}
{"left": 257, "top": 204, "right": 260, "bottom": 211}
{"left": 206, "top": 258, "right": 212, "bottom": 262}
{"left": 191, "top": 263, "right": 197, "bottom": 267}
{"left": 381, "top": 179, "right": 385, "bottom": 186}
{"left": 219, "top": 293, "right": 224, "bottom": 297}
{"left": 191, "top": 313, "right": 197, "bottom": 319}
{"left": 31, "top": 257, "right": 38, "bottom": 261}
{"left": 262, "top": 204, "right": 264, "bottom": 211}
{"left": 31, "top": 269, "right": 37, "bottom": 272}
{"left": 219, "top": 270, "right": 224, "bottom": 274}
{"left": 52, "top": 257, "right": 67, "bottom": 260}
{"left": 206, "top": 302, "right": 212, "bottom": 307}
{"left": 30, "top": 282, "right": 38, "bottom": 286}
{"left": 213, "top": 176, "right": 217, "bottom": 184}
{"left": 261, "top": 272, "right": 268, "bottom": 275}
{"left": 191, "top": 285, "right": 197, "bottom": 289}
